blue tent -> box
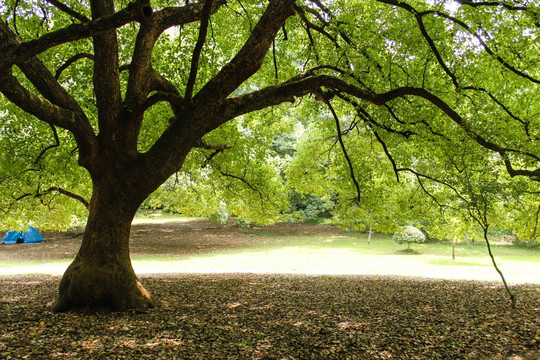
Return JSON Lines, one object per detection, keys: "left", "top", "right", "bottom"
{"left": 1, "top": 226, "right": 44, "bottom": 244}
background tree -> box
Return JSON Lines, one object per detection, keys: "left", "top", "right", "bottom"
{"left": 0, "top": 0, "right": 538, "bottom": 312}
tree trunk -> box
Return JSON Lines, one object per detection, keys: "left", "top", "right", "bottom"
{"left": 464, "top": 234, "right": 472, "bottom": 248}
{"left": 452, "top": 239, "right": 456, "bottom": 260}
{"left": 52, "top": 181, "right": 156, "bottom": 312}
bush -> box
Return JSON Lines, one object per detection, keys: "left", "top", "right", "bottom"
{"left": 289, "top": 193, "right": 332, "bottom": 223}
{"left": 210, "top": 207, "right": 229, "bottom": 224}
{"left": 236, "top": 218, "right": 252, "bottom": 228}
{"left": 393, "top": 226, "right": 426, "bottom": 249}
{"left": 513, "top": 239, "right": 540, "bottom": 249}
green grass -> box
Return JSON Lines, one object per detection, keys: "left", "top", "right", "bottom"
{"left": 132, "top": 209, "right": 202, "bottom": 224}
{"left": 128, "top": 231, "right": 540, "bottom": 284}
{"left": 2, "top": 221, "right": 539, "bottom": 284}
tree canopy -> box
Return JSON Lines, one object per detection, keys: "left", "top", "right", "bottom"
{"left": 0, "top": 0, "right": 538, "bottom": 310}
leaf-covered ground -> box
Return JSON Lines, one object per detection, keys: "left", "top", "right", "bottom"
{"left": 1, "top": 274, "right": 539, "bottom": 359}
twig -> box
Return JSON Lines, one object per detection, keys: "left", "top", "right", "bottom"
{"left": 45, "top": 0, "right": 90, "bottom": 23}
{"left": 34, "top": 124, "right": 60, "bottom": 164}
{"left": 55, "top": 53, "right": 94, "bottom": 79}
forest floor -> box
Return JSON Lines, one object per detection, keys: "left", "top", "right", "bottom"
{"left": 0, "top": 219, "right": 539, "bottom": 359}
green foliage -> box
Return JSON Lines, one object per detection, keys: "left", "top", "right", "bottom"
{"left": 393, "top": 226, "right": 427, "bottom": 248}
{"left": 235, "top": 218, "right": 252, "bottom": 228}
{"left": 288, "top": 192, "right": 332, "bottom": 223}
{"left": 210, "top": 206, "right": 229, "bottom": 225}
{"left": 1, "top": 0, "right": 539, "bottom": 241}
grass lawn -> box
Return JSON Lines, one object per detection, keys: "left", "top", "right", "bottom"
{"left": 1, "top": 217, "right": 539, "bottom": 284}
{"left": 132, "top": 231, "right": 540, "bottom": 284}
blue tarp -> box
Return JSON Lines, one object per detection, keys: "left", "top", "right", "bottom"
{"left": 1, "top": 226, "right": 44, "bottom": 244}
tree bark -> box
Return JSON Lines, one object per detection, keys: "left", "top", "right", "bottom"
{"left": 52, "top": 179, "right": 156, "bottom": 312}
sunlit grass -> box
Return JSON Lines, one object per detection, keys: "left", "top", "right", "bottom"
{"left": 1, "top": 219, "right": 539, "bottom": 284}
{"left": 132, "top": 209, "right": 202, "bottom": 225}
{"left": 130, "top": 241, "right": 540, "bottom": 284}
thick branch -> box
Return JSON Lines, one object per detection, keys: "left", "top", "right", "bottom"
{"left": 144, "top": 0, "right": 296, "bottom": 182}
{"left": 185, "top": 0, "right": 213, "bottom": 102}
{"left": 0, "top": 21, "right": 96, "bottom": 165}
{"left": 141, "top": 92, "right": 183, "bottom": 114}
{"left": 153, "top": 0, "right": 226, "bottom": 32}
{"left": 0, "top": 1, "right": 149, "bottom": 70}
{"left": 0, "top": 70, "right": 88, "bottom": 139}
{"left": 193, "top": 0, "right": 296, "bottom": 108}
{"left": 124, "top": 0, "right": 225, "bottom": 122}
{"left": 222, "top": 74, "right": 539, "bottom": 181}
{"left": 90, "top": 0, "right": 122, "bottom": 136}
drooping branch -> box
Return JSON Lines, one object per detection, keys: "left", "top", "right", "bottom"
{"left": 453, "top": 0, "right": 533, "bottom": 13}
{"left": 41, "top": 186, "right": 90, "bottom": 210}
{"left": 213, "top": 164, "right": 265, "bottom": 208}
{"left": 480, "top": 223, "right": 516, "bottom": 308}
{"left": 323, "top": 94, "right": 362, "bottom": 203}
{"left": 532, "top": 205, "right": 540, "bottom": 241}
{"left": 397, "top": 167, "right": 467, "bottom": 203}
{"left": 371, "top": 129, "right": 400, "bottom": 183}
{"left": 197, "top": 138, "right": 232, "bottom": 166}
{"left": 336, "top": 93, "right": 417, "bottom": 138}
{"left": 377, "top": 0, "right": 540, "bottom": 85}
{"left": 433, "top": 10, "right": 540, "bottom": 85}
{"left": 2, "top": 185, "right": 89, "bottom": 214}
{"left": 463, "top": 86, "right": 532, "bottom": 137}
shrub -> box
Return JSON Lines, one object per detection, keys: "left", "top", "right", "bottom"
{"left": 393, "top": 226, "right": 426, "bottom": 250}
{"left": 210, "top": 207, "right": 229, "bottom": 224}
{"left": 289, "top": 193, "right": 332, "bottom": 223}
{"left": 236, "top": 218, "right": 252, "bottom": 228}
{"left": 513, "top": 239, "right": 540, "bottom": 249}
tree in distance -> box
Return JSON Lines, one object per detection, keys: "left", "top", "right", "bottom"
{"left": 0, "top": 0, "right": 538, "bottom": 311}
{"left": 393, "top": 225, "right": 426, "bottom": 253}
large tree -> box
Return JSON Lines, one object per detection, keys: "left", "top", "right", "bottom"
{"left": 0, "top": 0, "right": 538, "bottom": 311}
